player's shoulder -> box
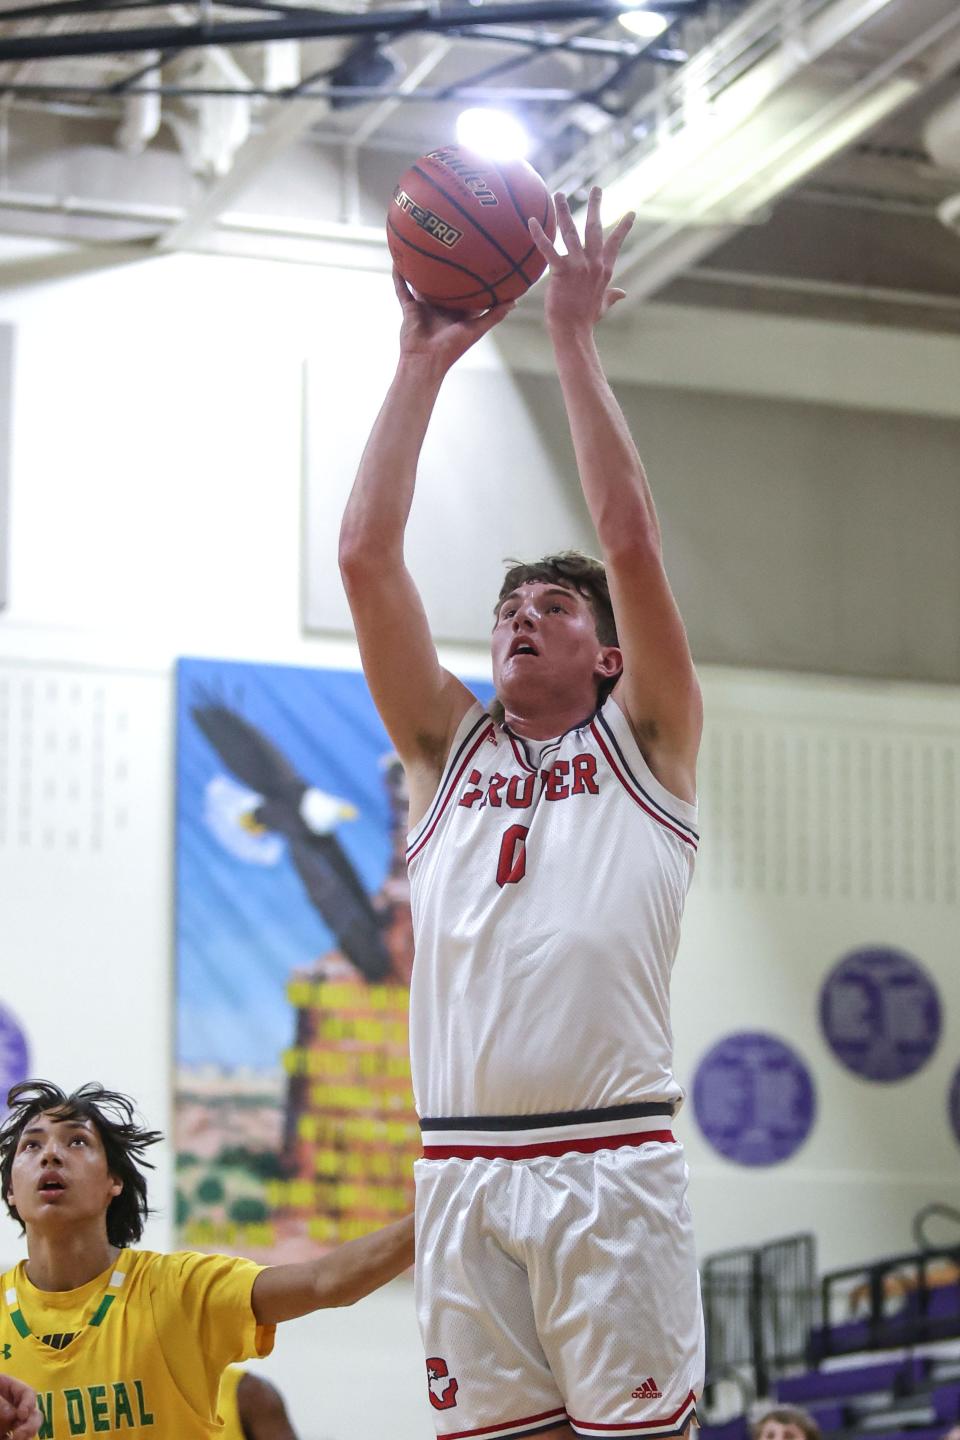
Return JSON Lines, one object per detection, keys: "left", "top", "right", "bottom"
{"left": 136, "top": 1248, "right": 256, "bottom": 1289}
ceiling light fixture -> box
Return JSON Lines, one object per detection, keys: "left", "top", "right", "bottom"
{"left": 617, "top": 6, "right": 669, "bottom": 40}
{"left": 456, "top": 107, "right": 531, "bottom": 160}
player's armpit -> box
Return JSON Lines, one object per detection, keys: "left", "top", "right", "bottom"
{"left": 338, "top": 547, "right": 475, "bottom": 776}
{"left": 251, "top": 1214, "right": 414, "bottom": 1324}
{"left": 606, "top": 537, "right": 702, "bottom": 802}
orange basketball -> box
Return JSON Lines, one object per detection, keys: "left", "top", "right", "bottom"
{"left": 387, "top": 145, "right": 557, "bottom": 313}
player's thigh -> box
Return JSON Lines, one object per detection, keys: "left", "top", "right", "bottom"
{"left": 415, "top": 1158, "right": 565, "bottom": 1432}
{"left": 530, "top": 1142, "right": 703, "bottom": 1431}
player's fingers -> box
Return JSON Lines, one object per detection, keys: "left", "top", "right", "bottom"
{"left": 604, "top": 287, "right": 627, "bottom": 313}
{"left": 603, "top": 210, "right": 636, "bottom": 264}
{"left": 392, "top": 265, "right": 416, "bottom": 309}
{"left": 584, "top": 185, "right": 604, "bottom": 249}
{"left": 554, "top": 191, "right": 581, "bottom": 253}
{"left": 11, "top": 1419, "right": 43, "bottom": 1440}
{"left": 528, "top": 216, "right": 562, "bottom": 267}
{"left": 469, "top": 299, "right": 516, "bottom": 336}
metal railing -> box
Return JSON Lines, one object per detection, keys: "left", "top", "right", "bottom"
{"left": 816, "top": 1244, "right": 960, "bottom": 1362}
{"left": 702, "top": 1233, "right": 817, "bottom": 1404}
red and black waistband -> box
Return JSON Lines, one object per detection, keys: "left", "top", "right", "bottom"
{"left": 419, "top": 1101, "right": 677, "bottom": 1161}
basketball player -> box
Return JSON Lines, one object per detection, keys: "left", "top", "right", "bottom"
{"left": 0, "top": 1080, "right": 412, "bottom": 1436}
{"left": 339, "top": 185, "right": 703, "bottom": 1440}
{"left": 219, "top": 1365, "right": 299, "bottom": 1440}
{"left": 0, "top": 1373, "right": 41, "bottom": 1439}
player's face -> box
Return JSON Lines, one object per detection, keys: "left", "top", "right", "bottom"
{"left": 7, "top": 1111, "right": 122, "bottom": 1234}
{"left": 756, "top": 1423, "right": 808, "bottom": 1440}
{"left": 491, "top": 581, "right": 620, "bottom": 712}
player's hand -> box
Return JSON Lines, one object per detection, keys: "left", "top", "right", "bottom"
{"left": 393, "top": 267, "right": 514, "bottom": 371}
{"left": 529, "top": 187, "right": 635, "bottom": 334}
{"left": 0, "top": 1374, "right": 42, "bottom": 1440}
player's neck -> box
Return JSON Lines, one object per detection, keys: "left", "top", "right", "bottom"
{"left": 502, "top": 695, "right": 597, "bottom": 741}
{"left": 24, "top": 1224, "right": 119, "bottom": 1293}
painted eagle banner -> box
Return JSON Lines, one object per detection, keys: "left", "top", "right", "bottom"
{"left": 175, "top": 656, "right": 491, "bottom": 1261}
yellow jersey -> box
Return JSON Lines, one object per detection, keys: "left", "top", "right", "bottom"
{"left": 1, "top": 1248, "right": 275, "bottom": 1437}
{"left": 217, "top": 1366, "right": 246, "bottom": 1440}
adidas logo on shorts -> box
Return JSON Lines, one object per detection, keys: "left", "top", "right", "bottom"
{"left": 632, "top": 1377, "right": 663, "bottom": 1400}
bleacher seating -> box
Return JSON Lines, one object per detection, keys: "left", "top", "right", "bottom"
{"left": 702, "top": 1351, "right": 960, "bottom": 1440}
{"left": 700, "top": 1240, "right": 960, "bottom": 1440}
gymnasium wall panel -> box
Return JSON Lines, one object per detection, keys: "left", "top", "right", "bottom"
{"left": 0, "top": 659, "right": 174, "bottom": 1251}
{"left": 305, "top": 359, "right": 960, "bottom": 683}
{"left": 674, "top": 670, "right": 960, "bottom": 1268}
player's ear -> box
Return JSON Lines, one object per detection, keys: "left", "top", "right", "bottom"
{"left": 597, "top": 646, "right": 623, "bottom": 680}
{"left": 108, "top": 1175, "right": 123, "bottom": 1200}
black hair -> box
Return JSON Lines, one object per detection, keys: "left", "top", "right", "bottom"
{"left": 0, "top": 1080, "right": 163, "bottom": 1247}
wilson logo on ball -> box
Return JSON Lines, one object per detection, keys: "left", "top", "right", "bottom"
{"left": 393, "top": 189, "right": 463, "bottom": 249}
{"left": 426, "top": 146, "right": 499, "bottom": 206}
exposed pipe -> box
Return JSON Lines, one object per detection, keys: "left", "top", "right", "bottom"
{"left": 0, "top": 185, "right": 386, "bottom": 244}
{"left": 0, "top": 0, "right": 705, "bottom": 63}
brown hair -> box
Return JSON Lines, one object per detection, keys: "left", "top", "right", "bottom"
{"left": 495, "top": 551, "right": 618, "bottom": 647}
{"left": 751, "top": 1407, "right": 822, "bottom": 1440}
{"left": 489, "top": 550, "right": 620, "bottom": 723}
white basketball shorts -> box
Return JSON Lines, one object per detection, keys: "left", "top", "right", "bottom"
{"left": 414, "top": 1114, "right": 704, "bottom": 1440}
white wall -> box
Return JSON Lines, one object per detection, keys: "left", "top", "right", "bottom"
{"left": 1, "top": 236, "right": 960, "bottom": 1436}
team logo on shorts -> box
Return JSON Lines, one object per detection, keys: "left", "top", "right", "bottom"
{"left": 426, "top": 1357, "right": 459, "bottom": 1410}
{"left": 632, "top": 1377, "right": 663, "bottom": 1400}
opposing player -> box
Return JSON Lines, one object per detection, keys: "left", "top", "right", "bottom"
{"left": 219, "top": 1365, "right": 300, "bottom": 1440}
{"left": 339, "top": 186, "right": 704, "bottom": 1440}
{"left": 0, "top": 1080, "right": 412, "bottom": 1436}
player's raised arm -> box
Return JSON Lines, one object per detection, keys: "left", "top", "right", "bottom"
{"left": 251, "top": 1214, "right": 414, "bottom": 1324}
{"left": 529, "top": 188, "right": 702, "bottom": 802}
{"left": 338, "top": 273, "right": 512, "bottom": 796}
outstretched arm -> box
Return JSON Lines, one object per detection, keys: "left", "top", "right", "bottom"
{"left": 250, "top": 1213, "right": 413, "bottom": 1325}
{"left": 529, "top": 188, "right": 702, "bottom": 802}
{"left": 339, "top": 275, "right": 513, "bottom": 811}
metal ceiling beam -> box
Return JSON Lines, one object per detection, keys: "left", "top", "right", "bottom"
{"left": 455, "top": 23, "right": 641, "bottom": 55}
{"left": 0, "top": 0, "right": 334, "bottom": 17}
{"left": 0, "top": 0, "right": 704, "bottom": 62}
{"left": 0, "top": 77, "right": 583, "bottom": 98}
{"left": 607, "top": 0, "right": 960, "bottom": 302}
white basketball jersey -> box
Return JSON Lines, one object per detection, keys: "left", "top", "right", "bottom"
{"left": 406, "top": 694, "right": 698, "bottom": 1120}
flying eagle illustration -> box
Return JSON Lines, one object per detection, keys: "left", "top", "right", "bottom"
{"left": 191, "top": 702, "right": 393, "bottom": 982}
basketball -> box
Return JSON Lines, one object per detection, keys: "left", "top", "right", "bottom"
{"left": 387, "top": 144, "right": 557, "bottom": 312}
